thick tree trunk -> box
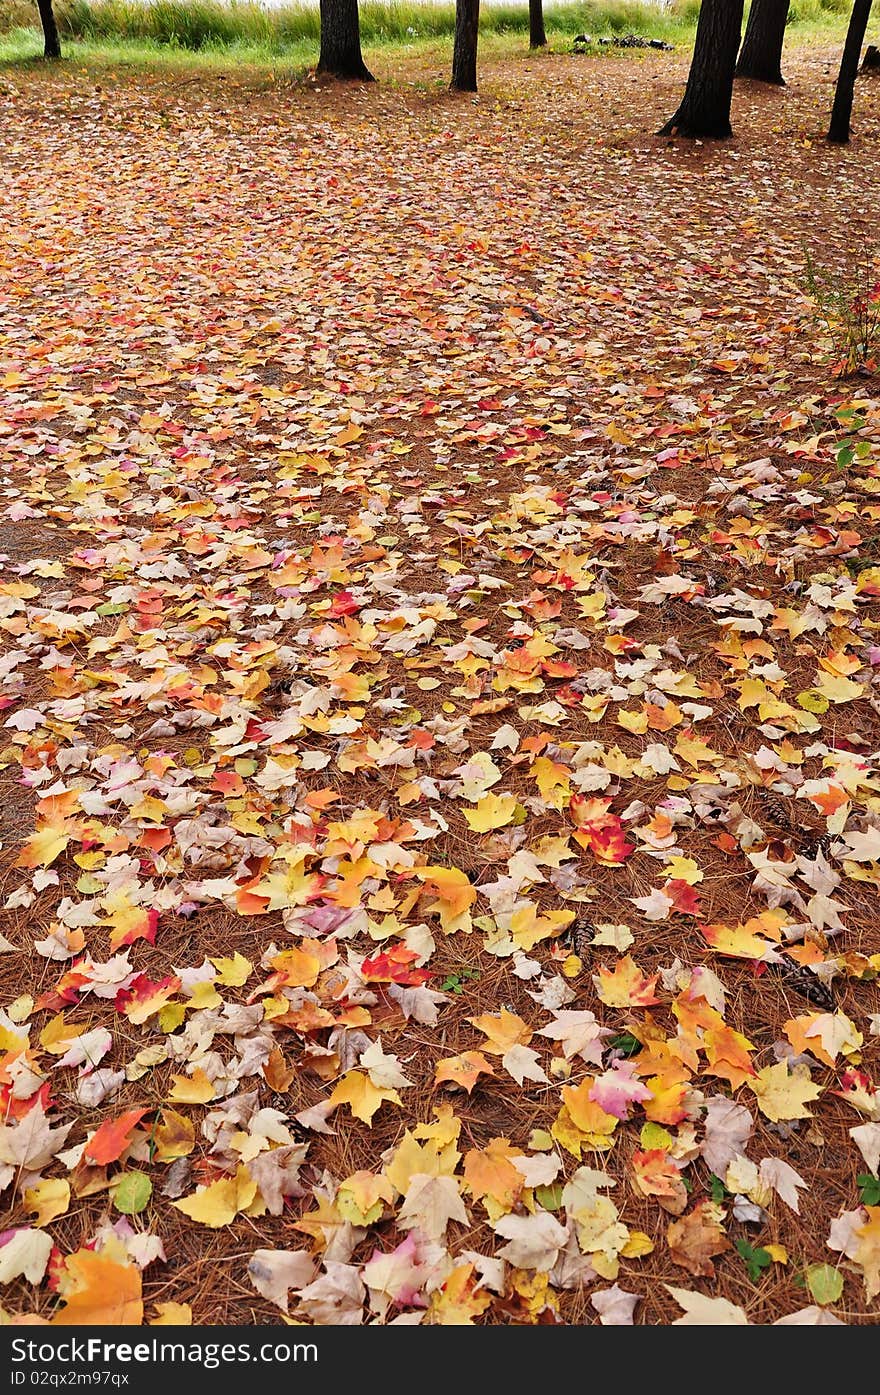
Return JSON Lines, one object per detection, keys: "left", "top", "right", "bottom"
{"left": 37, "top": 0, "right": 61, "bottom": 59}
{"left": 828, "top": 0, "right": 873, "bottom": 141}
{"left": 451, "top": 0, "right": 480, "bottom": 91}
{"left": 735, "top": 0, "right": 789, "bottom": 83}
{"left": 317, "top": 0, "right": 373, "bottom": 81}
{"left": 529, "top": 0, "right": 547, "bottom": 48}
{"left": 659, "top": 0, "right": 745, "bottom": 138}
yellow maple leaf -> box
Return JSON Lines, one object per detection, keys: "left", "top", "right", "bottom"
{"left": 104, "top": 896, "right": 155, "bottom": 952}
{"left": 552, "top": 1078, "right": 618, "bottom": 1157}
{"left": 428, "top": 1263, "right": 492, "bottom": 1324}
{"left": 209, "top": 952, "right": 253, "bottom": 986}
{"left": 16, "top": 826, "right": 70, "bottom": 869}
{"left": 383, "top": 1106, "right": 462, "bottom": 1196}
{"left": 618, "top": 708, "right": 649, "bottom": 734}
{"left": 25, "top": 1179, "right": 71, "bottom": 1225}
{"left": 748, "top": 1061, "right": 823, "bottom": 1121}
{"left": 328, "top": 1070, "right": 401, "bottom": 1125}
{"left": 463, "top": 1138, "right": 525, "bottom": 1211}
{"left": 468, "top": 1008, "right": 532, "bottom": 1055}
{"left": 701, "top": 923, "right": 775, "bottom": 959}
{"left": 187, "top": 981, "right": 222, "bottom": 1011}
{"left": 150, "top": 1302, "right": 193, "bottom": 1325}
{"left": 169, "top": 1068, "right": 216, "bottom": 1104}
{"left": 337, "top": 1171, "right": 394, "bottom": 1225}
{"left": 172, "top": 1170, "right": 258, "bottom": 1228}
{"left": 814, "top": 672, "right": 865, "bottom": 705}
{"left": 267, "top": 943, "right": 322, "bottom": 989}
{"left": 738, "top": 677, "right": 776, "bottom": 711}
{"left": 509, "top": 904, "right": 573, "bottom": 952}
{"left": 621, "top": 1231, "right": 655, "bottom": 1258}
{"left": 39, "top": 1013, "right": 85, "bottom": 1054}
{"left": 410, "top": 866, "right": 476, "bottom": 932}
{"left": 385, "top": 1134, "right": 451, "bottom": 1196}
{"left": 462, "top": 792, "right": 519, "bottom": 832}
{"left": 531, "top": 756, "right": 572, "bottom": 809}
{"left": 662, "top": 857, "right": 703, "bottom": 886}
{"left": 153, "top": 1110, "right": 195, "bottom": 1162}
{"left": 764, "top": 1244, "right": 789, "bottom": 1265}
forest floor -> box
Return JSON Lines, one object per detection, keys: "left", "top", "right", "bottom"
{"left": 1, "top": 43, "right": 880, "bottom": 1327}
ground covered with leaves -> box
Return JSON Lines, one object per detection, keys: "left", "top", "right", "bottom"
{"left": 2, "top": 42, "right": 880, "bottom": 1327}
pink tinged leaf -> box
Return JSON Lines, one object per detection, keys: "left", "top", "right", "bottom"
{"left": 588, "top": 1062, "right": 652, "bottom": 1120}
{"left": 758, "top": 1157, "right": 807, "bottom": 1214}
{"left": 247, "top": 1250, "right": 316, "bottom": 1314}
{"left": 850, "top": 1122, "right": 880, "bottom": 1175}
{"left": 827, "top": 1207, "right": 865, "bottom": 1258}
{"left": 362, "top": 1233, "right": 445, "bottom": 1316}
{"left": 591, "top": 1284, "right": 640, "bottom": 1325}
{"left": 700, "top": 1096, "right": 754, "bottom": 1176}
{"left": 296, "top": 1262, "right": 365, "bottom": 1326}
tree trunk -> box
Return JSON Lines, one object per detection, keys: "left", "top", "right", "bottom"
{"left": 828, "top": 0, "right": 874, "bottom": 141}
{"left": 529, "top": 0, "right": 547, "bottom": 48}
{"left": 735, "top": 0, "right": 789, "bottom": 83}
{"left": 659, "top": 0, "right": 745, "bottom": 138}
{"left": 37, "top": 0, "right": 61, "bottom": 59}
{"left": 317, "top": 0, "right": 373, "bottom": 81}
{"left": 451, "top": 0, "right": 480, "bottom": 91}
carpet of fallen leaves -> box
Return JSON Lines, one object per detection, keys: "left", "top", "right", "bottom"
{"left": 2, "top": 42, "right": 880, "bottom": 1327}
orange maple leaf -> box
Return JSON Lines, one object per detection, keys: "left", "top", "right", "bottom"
{"left": 52, "top": 1251, "right": 143, "bottom": 1326}
{"left": 434, "top": 1051, "right": 496, "bottom": 1093}
{"left": 594, "top": 955, "right": 660, "bottom": 1007}
{"left": 85, "top": 1108, "right": 150, "bottom": 1165}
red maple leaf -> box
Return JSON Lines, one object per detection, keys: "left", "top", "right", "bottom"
{"left": 361, "top": 945, "right": 431, "bottom": 986}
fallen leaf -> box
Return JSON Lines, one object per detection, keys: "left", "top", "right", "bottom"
{"left": 667, "top": 1202, "right": 730, "bottom": 1278}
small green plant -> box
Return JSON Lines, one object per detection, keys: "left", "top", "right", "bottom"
{"left": 736, "top": 1237, "right": 773, "bottom": 1283}
{"left": 834, "top": 405, "right": 872, "bottom": 468}
{"left": 709, "top": 1173, "right": 728, "bottom": 1204}
{"left": 858, "top": 1172, "right": 880, "bottom": 1205}
{"left": 804, "top": 242, "right": 880, "bottom": 376}
{"left": 440, "top": 967, "right": 480, "bottom": 994}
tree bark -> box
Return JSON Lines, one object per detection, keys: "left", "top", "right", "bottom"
{"left": 735, "top": 0, "right": 789, "bottom": 83}
{"left": 451, "top": 0, "right": 480, "bottom": 91}
{"left": 529, "top": 0, "right": 547, "bottom": 48}
{"left": 659, "top": 0, "right": 745, "bottom": 138}
{"left": 37, "top": 0, "right": 61, "bottom": 59}
{"left": 317, "top": 0, "right": 373, "bottom": 81}
{"left": 828, "top": 0, "right": 874, "bottom": 141}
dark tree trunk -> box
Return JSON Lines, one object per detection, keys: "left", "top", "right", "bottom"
{"left": 863, "top": 43, "right": 880, "bottom": 67}
{"left": 659, "top": 0, "right": 745, "bottom": 138}
{"left": 317, "top": 0, "right": 373, "bottom": 81}
{"left": 37, "top": 0, "right": 61, "bottom": 59}
{"left": 529, "top": 0, "right": 547, "bottom": 48}
{"left": 735, "top": 0, "right": 789, "bottom": 83}
{"left": 451, "top": 0, "right": 480, "bottom": 91}
{"left": 828, "top": 0, "right": 874, "bottom": 140}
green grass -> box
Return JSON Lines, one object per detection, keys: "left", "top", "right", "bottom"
{"left": 0, "top": 0, "right": 854, "bottom": 70}
{"left": 3, "top": 0, "right": 700, "bottom": 52}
